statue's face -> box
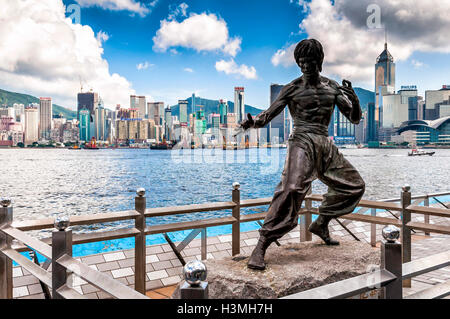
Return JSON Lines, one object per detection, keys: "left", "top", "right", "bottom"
{"left": 297, "top": 57, "right": 320, "bottom": 75}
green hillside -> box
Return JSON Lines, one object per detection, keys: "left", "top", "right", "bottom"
{"left": 170, "top": 87, "right": 374, "bottom": 119}
{"left": 0, "top": 89, "right": 76, "bottom": 120}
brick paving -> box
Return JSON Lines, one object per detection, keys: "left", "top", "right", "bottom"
{"left": 10, "top": 202, "right": 450, "bottom": 299}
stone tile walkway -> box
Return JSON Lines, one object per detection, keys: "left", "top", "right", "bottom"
{"left": 11, "top": 202, "right": 450, "bottom": 299}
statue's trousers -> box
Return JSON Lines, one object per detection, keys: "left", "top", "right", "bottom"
{"left": 259, "top": 133, "right": 365, "bottom": 242}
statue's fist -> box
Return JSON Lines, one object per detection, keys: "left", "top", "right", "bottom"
{"left": 239, "top": 113, "right": 255, "bottom": 130}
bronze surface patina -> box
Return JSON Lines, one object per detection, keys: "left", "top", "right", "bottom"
{"left": 238, "top": 39, "right": 366, "bottom": 270}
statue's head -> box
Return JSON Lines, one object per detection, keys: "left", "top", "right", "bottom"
{"left": 294, "top": 39, "right": 324, "bottom": 75}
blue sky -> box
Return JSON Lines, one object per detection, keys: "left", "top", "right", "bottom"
{"left": 1, "top": 0, "right": 450, "bottom": 110}
{"left": 62, "top": 0, "right": 306, "bottom": 108}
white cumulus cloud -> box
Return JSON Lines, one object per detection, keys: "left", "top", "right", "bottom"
{"left": 183, "top": 67, "right": 194, "bottom": 73}
{"left": 75, "top": 0, "right": 155, "bottom": 17}
{"left": 272, "top": 0, "right": 450, "bottom": 86}
{"left": 153, "top": 13, "right": 241, "bottom": 57}
{"left": 0, "top": 0, "right": 135, "bottom": 108}
{"left": 215, "top": 59, "right": 257, "bottom": 80}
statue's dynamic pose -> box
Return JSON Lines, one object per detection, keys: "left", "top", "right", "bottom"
{"left": 239, "top": 39, "right": 365, "bottom": 270}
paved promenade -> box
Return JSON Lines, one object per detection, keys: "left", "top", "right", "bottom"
{"left": 11, "top": 203, "right": 450, "bottom": 299}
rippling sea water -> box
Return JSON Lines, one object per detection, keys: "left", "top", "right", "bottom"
{"left": 1, "top": 147, "right": 449, "bottom": 241}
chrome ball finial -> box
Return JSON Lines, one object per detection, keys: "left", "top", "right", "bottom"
{"left": 183, "top": 260, "right": 207, "bottom": 287}
{"left": 382, "top": 225, "right": 400, "bottom": 243}
{"left": 136, "top": 188, "right": 146, "bottom": 197}
{"left": 54, "top": 214, "right": 70, "bottom": 231}
{"left": 0, "top": 198, "right": 11, "bottom": 208}
{"left": 402, "top": 185, "right": 411, "bottom": 192}
{"left": 232, "top": 182, "right": 240, "bottom": 190}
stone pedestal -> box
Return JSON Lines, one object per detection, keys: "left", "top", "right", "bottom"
{"left": 172, "top": 240, "right": 380, "bottom": 299}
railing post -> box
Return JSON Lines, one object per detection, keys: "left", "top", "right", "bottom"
{"left": 232, "top": 182, "right": 240, "bottom": 256}
{"left": 134, "top": 188, "right": 146, "bottom": 295}
{"left": 180, "top": 261, "right": 208, "bottom": 299}
{"left": 52, "top": 215, "right": 72, "bottom": 299}
{"left": 424, "top": 195, "right": 430, "bottom": 236}
{"left": 300, "top": 188, "right": 312, "bottom": 242}
{"left": 381, "top": 225, "right": 402, "bottom": 299}
{"left": 0, "top": 198, "right": 13, "bottom": 299}
{"left": 401, "top": 185, "right": 412, "bottom": 288}
{"left": 201, "top": 228, "right": 207, "bottom": 261}
{"left": 370, "top": 208, "right": 376, "bottom": 247}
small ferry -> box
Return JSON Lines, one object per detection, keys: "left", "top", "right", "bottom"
{"left": 408, "top": 149, "right": 435, "bottom": 156}
{"left": 150, "top": 139, "right": 173, "bottom": 150}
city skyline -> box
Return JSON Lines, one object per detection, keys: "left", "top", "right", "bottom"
{"left": 1, "top": 1, "right": 450, "bottom": 110}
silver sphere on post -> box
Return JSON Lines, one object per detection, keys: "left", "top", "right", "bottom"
{"left": 0, "top": 198, "right": 11, "bottom": 208}
{"left": 54, "top": 214, "right": 70, "bottom": 231}
{"left": 232, "top": 182, "right": 240, "bottom": 190}
{"left": 402, "top": 185, "right": 411, "bottom": 192}
{"left": 382, "top": 225, "right": 400, "bottom": 243}
{"left": 183, "top": 260, "right": 207, "bottom": 287}
{"left": 136, "top": 188, "right": 146, "bottom": 197}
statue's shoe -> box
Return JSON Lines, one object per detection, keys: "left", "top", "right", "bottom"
{"left": 247, "top": 237, "right": 271, "bottom": 270}
{"left": 247, "top": 253, "right": 266, "bottom": 271}
{"left": 308, "top": 220, "right": 340, "bottom": 246}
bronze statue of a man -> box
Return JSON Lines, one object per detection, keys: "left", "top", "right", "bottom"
{"left": 239, "top": 39, "right": 365, "bottom": 270}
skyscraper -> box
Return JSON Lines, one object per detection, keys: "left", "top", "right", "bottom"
{"left": 165, "top": 107, "right": 172, "bottom": 140}
{"left": 79, "top": 108, "right": 91, "bottom": 142}
{"left": 367, "top": 102, "right": 377, "bottom": 142}
{"left": 24, "top": 106, "right": 39, "bottom": 145}
{"left": 375, "top": 42, "right": 396, "bottom": 129}
{"left": 178, "top": 100, "right": 188, "bottom": 124}
{"left": 131, "top": 95, "right": 146, "bottom": 119}
{"left": 270, "top": 84, "right": 286, "bottom": 143}
{"left": 77, "top": 92, "right": 98, "bottom": 119}
{"left": 147, "top": 102, "right": 164, "bottom": 126}
{"left": 234, "top": 87, "right": 245, "bottom": 123}
{"left": 39, "top": 97, "right": 52, "bottom": 140}
{"left": 218, "top": 99, "right": 228, "bottom": 125}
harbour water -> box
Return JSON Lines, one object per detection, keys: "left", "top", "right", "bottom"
{"left": 1, "top": 148, "right": 449, "bottom": 257}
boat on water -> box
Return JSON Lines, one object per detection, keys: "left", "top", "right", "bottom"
{"left": 150, "top": 139, "right": 173, "bottom": 150}
{"left": 83, "top": 137, "right": 100, "bottom": 150}
{"left": 408, "top": 149, "right": 435, "bottom": 156}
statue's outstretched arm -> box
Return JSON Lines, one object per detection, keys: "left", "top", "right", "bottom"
{"left": 336, "top": 80, "right": 362, "bottom": 125}
{"left": 252, "top": 84, "right": 294, "bottom": 129}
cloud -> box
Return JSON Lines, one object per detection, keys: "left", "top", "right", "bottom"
{"left": 271, "top": 43, "right": 297, "bottom": 68}
{"left": 96, "top": 30, "right": 110, "bottom": 44}
{"left": 215, "top": 59, "right": 257, "bottom": 80}
{"left": 75, "top": 0, "right": 156, "bottom": 17}
{"left": 411, "top": 59, "right": 426, "bottom": 69}
{"left": 0, "top": 0, "right": 134, "bottom": 108}
{"left": 183, "top": 67, "right": 194, "bottom": 73}
{"left": 136, "top": 61, "right": 154, "bottom": 70}
{"left": 153, "top": 13, "right": 241, "bottom": 57}
{"left": 272, "top": 0, "right": 450, "bottom": 86}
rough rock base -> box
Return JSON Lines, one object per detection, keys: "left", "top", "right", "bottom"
{"left": 172, "top": 240, "right": 380, "bottom": 299}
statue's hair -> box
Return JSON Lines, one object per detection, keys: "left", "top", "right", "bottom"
{"left": 294, "top": 39, "right": 324, "bottom": 72}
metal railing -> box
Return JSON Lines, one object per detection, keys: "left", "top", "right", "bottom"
{"left": 1, "top": 185, "right": 449, "bottom": 299}
{"left": 0, "top": 198, "right": 148, "bottom": 299}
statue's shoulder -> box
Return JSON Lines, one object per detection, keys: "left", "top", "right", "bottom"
{"left": 288, "top": 77, "right": 303, "bottom": 87}
{"left": 322, "top": 76, "right": 340, "bottom": 89}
